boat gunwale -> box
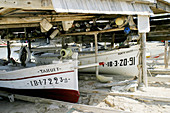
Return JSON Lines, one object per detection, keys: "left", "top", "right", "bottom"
{"left": 78, "top": 47, "right": 139, "bottom": 59}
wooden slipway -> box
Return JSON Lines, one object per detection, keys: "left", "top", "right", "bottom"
{"left": 0, "top": 90, "right": 129, "bottom": 113}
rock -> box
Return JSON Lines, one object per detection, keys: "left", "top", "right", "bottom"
{"left": 104, "top": 95, "right": 115, "bottom": 107}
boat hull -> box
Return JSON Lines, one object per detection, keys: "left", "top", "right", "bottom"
{"left": 0, "top": 60, "right": 80, "bottom": 103}
{"left": 0, "top": 87, "right": 80, "bottom": 103}
{"left": 33, "top": 46, "right": 139, "bottom": 76}
{"left": 79, "top": 46, "right": 139, "bottom": 76}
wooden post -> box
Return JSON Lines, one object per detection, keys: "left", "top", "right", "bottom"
{"left": 90, "top": 42, "right": 93, "bottom": 51}
{"left": 28, "top": 40, "right": 31, "bottom": 50}
{"left": 164, "top": 41, "right": 168, "bottom": 68}
{"left": 94, "top": 33, "right": 99, "bottom": 76}
{"left": 7, "top": 41, "right": 11, "bottom": 61}
{"left": 62, "top": 37, "right": 65, "bottom": 49}
{"left": 137, "top": 15, "right": 150, "bottom": 88}
{"left": 79, "top": 43, "right": 82, "bottom": 52}
{"left": 111, "top": 33, "right": 115, "bottom": 49}
{"left": 138, "top": 36, "right": 142, "bottom": 86}
{"left": 168, "top": 45, "right": 170, "bottom": 64}
{"left": 139, "top": 33, "right": 148, "bottom": 87}
{"left": 141, "top": 33, "right": 148, "bottom": 87}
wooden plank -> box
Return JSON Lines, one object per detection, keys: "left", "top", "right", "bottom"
{"left": 147, "top": 36, "right": 170, "bottom": 41}
{"left": 148, "top": 76, "right": 170, "bottom": 82}
{"left": 125, "top": 0, "right": 155, "bottom": 4}
{"left": 151, "top": 0, "right": 170, "bottom": 13}
{"left": 7, "top": 36, "right": 45, "bottom": 41}
{"left": 0, "top": 16, "right": 95, "bottom": 25}
{"left": 0, "top": 90, "right": 126, "bottom": 113}
{"left": 72, "top": 104, "right": 130, "bottom": 113}
{"left": 80, "top": 88, "right": 170, "bottom": 102}
{"left": 148, "top": 30, "right": 170, "bottom": 34}
{"left": 0, "top": 0, "right": 53, "bottom": 10}
{"left": 0, "top": 23, "right": 39, "bottom": 29}
{"left": 148, "top": 69, "right": 170, "bottom": 74}
{"left": 96, "top": 79, "right": 137, "bottom": 88}
{"left": 0, "top": 8, "right": 17, "bottom": 16}
{"left": 63, "top": 27, "right": 137, "bottom": 36}
{"left": 156, "top": 0, "right": 170, "bottom": 12}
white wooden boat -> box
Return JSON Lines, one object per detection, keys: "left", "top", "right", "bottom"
{"left": 78, "top": 45, "right": 139, "bottom": 76}
{"left": 0, "top": 60, "right": 80, "bottom": 103}
{"left": 33, "top": 45, "right": 139, "bottom": 76}
{"left": 0, "top": 41, "right": 7, "bottom": 47}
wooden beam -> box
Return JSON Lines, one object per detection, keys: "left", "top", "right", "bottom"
{"left": 148, "top": 69, "right": 170, "bottom": 75}
{"left": 150, "top": 14, "right": 170, "bottom": 20}
{"left": 0, "top": 90, "right": 127, "bottom": 113}
{"left": 7, "top": 36, "right": 45, "bottom": 41}
{"left": 0, "top": 0, "right": 53, "bottom": 10}
{"left": 151, "top": 0, "right": 170, "bottom": 13}
{"left": 0, "top": 16, "right": 95, "bottom": 25}
{"left": 0, "top": 23, "right": 39, "bottom": 29}
{"left": 148, "top": 76, "right": 170, "bottom": 82}
{"left": 125, "top": 0, "right": 155, "bottom": 4}
{"left": 149, "top": 30, "right": 170, "bottom": 34}
{"left": 147, "top": 37, "right": 170, "bottom": 41}
{"left": 80, "top": 88, "right": 170, "bottom": 102}
{"left": 156, "top": 1, "right": 170, "bottom": 12}
{"left": 63, "top": 27, "right": 137, "bottom": 36}
{"left": 0, "top": 8, "right": 17, "bottom": 16}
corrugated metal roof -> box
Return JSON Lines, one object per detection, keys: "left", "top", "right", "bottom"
{"left": 52, "top": 0, "right": 153, "bottom": 15}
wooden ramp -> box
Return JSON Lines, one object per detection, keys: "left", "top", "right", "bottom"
{"left": 148, "top": 69, "right": 170, "bottom": 75}
{"left": 0, "top": 90, "right": 129, "bottom": 113}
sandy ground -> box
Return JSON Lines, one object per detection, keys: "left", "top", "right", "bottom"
{"left": 0, "top": 42, "right": 170, "bottom": 113}
{"left": 0, "top": 76, "right": 170, "bottom": 113}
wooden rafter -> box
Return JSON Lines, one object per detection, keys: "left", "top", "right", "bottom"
{"left": 0, "top": 16, "right": 95, "bottom": 25}
{"left": 0, "top": 8, "right": 17, "bottom": 16}
{"left": 151, "top": 0, "right": 170, "bottom": 13}
{"left": 0, "top": 23, "right": 40, "bottom": 29}
{"left": 62, "top": 27, "right": 137, "bottom": 36}
{"left": 0, "top": 0, "right": 53, "bottom": 10}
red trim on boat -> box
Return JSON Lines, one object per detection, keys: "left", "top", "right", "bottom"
{"left": 0, "top": 87, "right": 80, "bottom": 103}
{"left": 0, "top": 70, "right": 74, "bottom": 81}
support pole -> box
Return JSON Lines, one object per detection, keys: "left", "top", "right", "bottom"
{"left": 164, "top": 41, "right": 168, "bottom": 68}
{"left": 168, "top": 45, "right": 170, "bottom": 64}
{"left": 142, "top": 33, "right": 148, "bottom": 87}
{"left": 90, "top": 42, "right": 93, "bottom": 51}
{"left": 7, "top": 41, "right": 11, "bottom": 61}
{"left": 139, "top": 33, "right": 148, "bottom": 87}
{"left": 111, "top": 33, "right": 115, "bottom": 49}
{"left": 79, "top": 43, "right": 82, "bottom": 52}
{"left": 62, "top": 37, "right": 65, "bottom": 49}
{"left": 28, "top": 40, "right": 31, "bottom": 50}
{"left": 94, "top": 33, "right": 99, "bottom": 76}
{"left": 137, "top": 15, "right": 150, "bottom": 88}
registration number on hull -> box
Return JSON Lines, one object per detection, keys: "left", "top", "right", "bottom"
{"left": 101, "top": 57, "right": 136, "bottom": 67}
{"left": 27, "top": 77, "right": 71, "bottom": 87}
